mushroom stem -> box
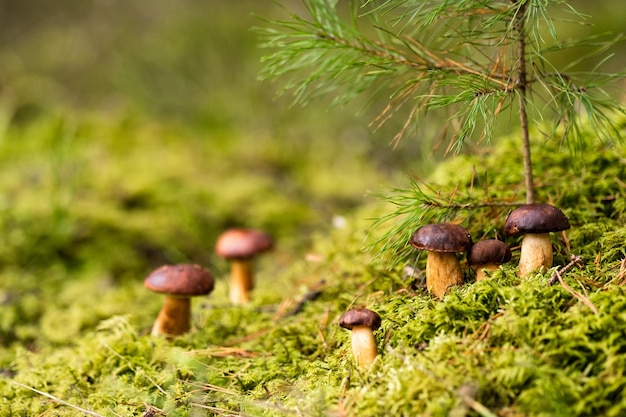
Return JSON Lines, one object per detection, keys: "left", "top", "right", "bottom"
{"left": 229, "top": 259, "right": 254, "bottom": 305}
{"left": 474, "top": 263, "right": 500, "bottom": 281}
{"left": 519, "top": 233, "right": 553, "bottom": 277}
{"left": 350, "top": 326, "right": 378, "bottom": 368}
{"left": 151, "top": 295, "right": 191, "bottom": 337}
{"left": 426, "top": 251, "right": 464, "bottom": 298}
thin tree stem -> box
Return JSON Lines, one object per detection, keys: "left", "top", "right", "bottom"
{"left": 514, "top": 1, "right": 534, "bottom": 204}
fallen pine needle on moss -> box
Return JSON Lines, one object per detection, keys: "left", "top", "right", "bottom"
{"left": 458, "top": 384, "right": 498, "bottom": 417}
{"left": 11, "top": 381, "right": 107, "bottom": 417}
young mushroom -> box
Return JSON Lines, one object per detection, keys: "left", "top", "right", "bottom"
{"left": 504, "top": 203, "right": 570, "bottom": 277}
{"left": 468, "top": 239, "right": 512, "bottom": 281}
{"left": 144, "top": 264, "right": 214, "bottom": 338}
{"left": 339, "top": 308, "right": 382, "bottom": 369}
{"left": 215, "top": 228, "right": 274, "bottom": 305}
{"left": 410, "top": 223, "right": 472, "bottom": 299}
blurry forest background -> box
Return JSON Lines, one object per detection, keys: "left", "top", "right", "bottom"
{"left": 2, "top": 0, "right": 624, "bottom": 166}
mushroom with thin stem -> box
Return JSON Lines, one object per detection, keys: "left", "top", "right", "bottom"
{"left": 468, "top": 239, "right": 512, "bottom": 281}
{"left": 504, "top": 203, "right": 570, "bottom": 277}
{"left": 339, "top": 308, "right": 381, "bottom": 369}
{"left": 409, "top": 223, "right": 472, "bottom": 299}
{"left": 144, "top": 264, "right": 214, "bottom": 338}
{"left": 215, "top": 228, "right": 274, "bottom": 305}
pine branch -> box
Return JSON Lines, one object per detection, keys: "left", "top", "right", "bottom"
{"left": 368, "top": 178, "right": 522, "bottom": 266}
{"left": 259, "top": 0, "right": 625, "bottom": 150}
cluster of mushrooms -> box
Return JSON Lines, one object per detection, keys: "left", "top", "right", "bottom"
{"left": 142, "top": 204, "right": 570, "bottom": 370}
{"left": 143, "top": 228, "right": 274, "bottom": 338}
{"left": 340, "top": 203, "right": 570, "bottom": 369}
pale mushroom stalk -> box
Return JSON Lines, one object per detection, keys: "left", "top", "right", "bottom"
{"left": 518, "top": 233, "right": 553, "bottom": 277}
{"left": 504, "top": 203, "right": 570, "bottom": 277}
{"left": 474, "top": 263, "right": 501, "bottom": 282}
{"left": 410, "top": 223, "right": 472, "bottom": 299}
{"left": 426, "top": 252, "right": 464, "bottom": 298}
{"left": 229, "top": 258, "right": 254, "bottom": 305}
{"left": 339, "top": 308, "right": 382, "bottom": 370}
{"left": 152, "top": 296, "right": 191, "bottom": 337}
{"left": 349, "top": 325, "right": 378, "bottom": 368}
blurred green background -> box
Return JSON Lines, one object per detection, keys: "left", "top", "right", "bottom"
{"left": 1, "top": 0, "right": 624, "bottom": 157}
{"left": 0, "top": 0, "right": 624, "bottom": 352}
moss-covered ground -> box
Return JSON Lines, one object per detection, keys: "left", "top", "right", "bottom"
{"left": 0, "top": 108, "right": 624, "bottom": 416}
{"left": 2, "top": 2, "right": 626, "bottom": 414}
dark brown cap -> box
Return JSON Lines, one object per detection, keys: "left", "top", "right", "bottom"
{"left": 410, "top": 223, "right": 472, "bottom": 253}
{"left": 468, "top": 239, "right": 512, "bottom": 265}
{"left": 215, "top": 228, "right": 274, "bottom": 260}
{"left": 144, "top": 264, "right": 214, "bottom": 296}
{"left": 339, "top": 308, "right": 381, "bottom": 330}
{"left": 504, "top": 203, "right": 570, "bottom": 236}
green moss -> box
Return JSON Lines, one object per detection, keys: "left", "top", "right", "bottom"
{"left": 1, "top": 110, "right": 625, "bottom": 415}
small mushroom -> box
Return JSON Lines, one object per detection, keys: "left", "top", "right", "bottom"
{"left": 504, "top": 203, "right": 570, "bottom": 277}
{"left": 215, "top": 228, "right": 274, "bottom": 305}
{"left": 339, "top": 308, "right": 382, "bottom": 369}
{"left": 468, "top": 239, "right": 512, "bottom": 281}
{"left": 410, "top": 223, "right": 472, "bottom": 298}
{"left": 144, "top": 264, "right": 214, "bottom": 338}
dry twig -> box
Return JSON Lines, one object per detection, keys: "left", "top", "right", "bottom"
{"left": 547, "top": 255, "right": 584, "bottom": 286}
{"left": 547, "top": 255, "right": 598, "bottom": 315}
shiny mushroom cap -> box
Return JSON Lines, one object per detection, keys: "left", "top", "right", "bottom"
{"left": 410, "top": 223, "right": 472, "bottom": 253}
{"left": 468, "top": 239, "right": 512, "bottom": 265}
{"left": 144, "top": 264, "right": 214, "bottom": 296}
{"left": 215, "top": 228, "right": 274, "bottom": 260}
{"left": 339, "top": 308, "right": 381, "bottom": 330}
{"left": 504, "top": 203, "right": 570, "bottom": 236}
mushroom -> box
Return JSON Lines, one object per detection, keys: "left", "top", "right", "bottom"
{"left": 409, "top": 223, "right": 472, "bottom": 299}
{"left": 468, "top": 239, "right": 512, "bottom": 281}
{"left": 144, "top": 264, "right": 214, "bottom": 338}
{"left": 504, "top": 203, "right": 570, "bottom": 277}
{"left": 339, "top": 308, "right": 382, "bottom": 369}
{"left": 215, "top": 228, "right": 274, "bottom": 305}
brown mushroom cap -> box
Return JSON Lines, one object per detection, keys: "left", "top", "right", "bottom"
{"left": 144, "top": 264, "right": 214, "bottom": 296}
{"left": 339, "top": 308, "right": 381, "bottom": 330}
{"left": 410, "top": 223, "right": 472, "bottom": 253}
{"left": 504, "top": 203, "right": 570, "bottom": 236}
{"left": 215, "top": 228, "right": 274, "bottom": 260}
{"left": 468, "top": 239, "right": 512, "bottom": 265}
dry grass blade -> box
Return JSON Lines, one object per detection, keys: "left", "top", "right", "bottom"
{"left": 224, "top": 328, "right": 272, "bottom": 346}
{"left": 606, "top": 257, "right": 626, "bottom": 286}
{"left": 183, "top": 380, "right": 239, "bottom": 396}
{"left": 554, "top": 270, "right": 599, "bottom": 315}
{"left": 187, "top": 346, "right": 268, "bottom": 359}
{"left": 11, "top": 382, "right": 106, "bottom": 417}
{"left": 458, "top": 384, "right": 498, "bottom": 417}
{"left": 190, "top": 402, "right": 247, "bottom": 416}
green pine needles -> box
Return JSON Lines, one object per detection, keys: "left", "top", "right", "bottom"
{"left": 259, "top": 0, "right": 625, "bottom": 203}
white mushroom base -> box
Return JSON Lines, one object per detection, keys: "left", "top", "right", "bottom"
{"left": 350, "top": 326, "right": 378, "bottom": 369}
{"left": 519, "top": 233, "right": 553, "bottom": 277}
{"left": 426, "top": 252, "right": 464, "bottom": 299}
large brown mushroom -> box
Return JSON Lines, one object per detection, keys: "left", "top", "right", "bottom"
{"left": 410, "top": 223, "right": 472, "bottom": 298}
{"left": 215, "top": 228, "right": 274, "bottom": 305}
{"left": 339, "top": 308, "right": 382, "bottom": 369}
{"left": 468, "top": 239, "right": 512, "bottom": 281}
{"left": 504, "top": 203, "right": 570, "bottom": 277}
{"left": 144, "top": 264, "right": 214, "bottom": 338}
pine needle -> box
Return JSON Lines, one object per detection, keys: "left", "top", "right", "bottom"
{"left": 11, "top": 382, "right": 106, "bottom": 417}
